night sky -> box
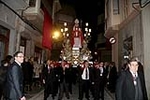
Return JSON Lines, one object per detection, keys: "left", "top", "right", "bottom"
{"left": 59, "top": 0, "right": 105, "bottom": 50}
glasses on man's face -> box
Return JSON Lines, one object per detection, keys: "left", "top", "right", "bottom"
{"left": 129, "top": 63, "right": 139, "bottom": 68}
{"left": 16, "top": 56, "right": 24, "bottom": 58}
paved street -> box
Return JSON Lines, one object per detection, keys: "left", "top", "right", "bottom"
{"left": 28, "top": 84, "right": 115, "bottom": 100}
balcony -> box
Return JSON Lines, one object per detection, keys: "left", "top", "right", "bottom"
{"left": 1, "top": 0, "right": 28, "bottom": 10}
{"left": 104, "top": 12, "right": 120, "bottom": 38}
{"left": 104, "top": 0, "right": 120, "bottom": 38}
{"left": 104, "top": 20, "right": 119, "bottom": 38}
{"left": 23, "top": 0, "right": 44, "bottom": 32}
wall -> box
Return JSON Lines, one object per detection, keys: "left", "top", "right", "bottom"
{"left": 8, "top": 29, "right": 17, "bottom": 55}
{"left": 112, "top": 33, "right": 118, "bottom": 70}
{"left": 142, "top": 4, "right": 150, "bottom": 99}
{"left": 0, "top": 3, "right": 18, "bottom": 55}
{"left": 119, "top": 7, "right": 150, "bottom": 99}
{"left": 119, "top": 13, "right": 143, "bottom": 64}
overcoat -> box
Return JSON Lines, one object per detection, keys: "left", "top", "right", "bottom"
{"left": 116, "top": 70, "right": 148, "bottom": 100}
{"left": 4, "top": 62, "right": 24, "bottom": 100}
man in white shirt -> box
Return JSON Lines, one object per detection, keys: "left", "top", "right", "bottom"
{"left": 78, "top": 60, "right": 91, "bottom": 100}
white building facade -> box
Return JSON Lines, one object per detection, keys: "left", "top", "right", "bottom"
{"left": 0, "top": 0, "right": 53, "bottom": 64}
{"left": 105, "top": 0, "right": 150, "bottom": 98}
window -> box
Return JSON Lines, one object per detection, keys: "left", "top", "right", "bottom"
{"left": 20, "top": 37, "right": 26, "bottom": 55}
{"left": 0, "top": 25, "right": 9, "bottom": 64}
{"left": 106, "top": 0, "right": 110, "bottom": 19}
{"left": 105, "top": 0, "right": 110, "bottom": 30}
{"left": 140, "top": 0, "right": 150, "bottom": 8}
{"left": 113, "top": 0, "right": 119, "bottom": 14}
{"left": 123, "top": 0, "right": 129, "bottom": 18}
{"left": 34, "top": 46, "right": 42, "bottom": 64}
{"left": 29, "top": 0, "right": 36, "bottom": 7}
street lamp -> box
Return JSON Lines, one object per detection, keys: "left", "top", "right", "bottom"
{"left": 60, "top": 22, "right": 72, "bottom": 61}
{"left": 84, "top": 22, "right": 91, "bottom": 43}
{"left": 52, "top": 30, "right": 61, "bottom": 40}
{"left": 61, "top": 22, "right": 69, "bottom": 38}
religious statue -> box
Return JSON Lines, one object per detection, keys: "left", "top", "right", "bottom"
{"left": 72, "top": 19, "right": 83, "bottom": 48}
{"left": 61, "top": 38, "right": 72, "bottom": 61}
{"left": 60, "top": 19, "right": 92, "bottom": 66}
{"left": 79, "top": 40, "right": 92, "bottom": 61}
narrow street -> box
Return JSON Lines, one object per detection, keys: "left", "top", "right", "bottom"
{"left": 28, "top": 84, "right": 115, "bottom": 100}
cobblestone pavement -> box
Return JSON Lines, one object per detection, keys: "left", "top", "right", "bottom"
{"left": 28, "top": 84, "right": 115, "bottom": 100}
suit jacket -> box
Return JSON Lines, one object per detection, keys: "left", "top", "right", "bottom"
{"left": 57, "top": 66, "right": 71, "bottom": 83}
{"left": 4, "top": 61, "right": 24, "bottom": 99}
{"left": 116, "top": 70, "right": 148, "bottom": 100}
{"left": 42, "top": 65, "right": 57, "bottom": 83}
{"left": 93, "top": 67, "right": 104, "bottom": 84}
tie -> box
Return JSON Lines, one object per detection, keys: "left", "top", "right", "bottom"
{"left": 85, "top": 68, "right": 88, "bottom": 79}
{"left": 133, "top": 74, "right": 137, "bottom": 85}
{"left": 100, "top": 68, "right": 102, "bottom": 76}
{"left": 48, "top": 66, "right": 50, "bottom": 73}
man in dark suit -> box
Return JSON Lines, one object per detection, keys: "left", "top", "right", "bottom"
{"left": 4, "top": 51, "right": 26, "bottom": 100}
{"left": 78, "top": 60, "right": 92, "bottom": 100}
{"left": 116, "top": 57, "right": 148, "bottom": 100}
{"left": 42, "top": 60, "right": 58, "bottom": 100}
{"left": 93, "top": 62, "right": 105, "bottom": 100}
{"left": 57, "top": 60, "right": 71, "bottom": 100}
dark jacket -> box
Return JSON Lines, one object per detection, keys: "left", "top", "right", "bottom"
{"left": 116, "top": 70, "right": 148, "bottom": 100}
{"left": 57, "top": 66, "right": 71, "bottom": 83}
{"left": 4, "top": 62, "right": 24, "bottom": 99}
{"left": 93, "top": 67, "right": 104, "bottom": 83}
{"left": 0, "top": 66, "right": 8, "bottom": 86}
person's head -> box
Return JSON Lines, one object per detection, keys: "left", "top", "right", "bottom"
{"left": 50, "top": 62, "right": 55, "bottom": 68}
{"left": 30, "top": 57, "right": 34, "bottom": 62}
{"left": 5, "top": 55, "right": 13, "bottom": 64}
{"left": 46, "top": 59, "right": 51, "bottom": 65}
{"left": 104, "top": 61, "right": 109, "bottom": 66}
{"left": 128, "top": 57, "right": 139, "bottom": 73}
{"left": 99, "top": 62, "right": 104, "bottom": 67}
{"left": 84, "top": 60, "right": 89, "bottom": 68}
{"left": 61, "top": 60, "right": 67, "bottom": 67}
{"left": 1, "top": 60, "right": 9, "bottom": 67}
{"left": 24, "top": 57, "right": 28, "bottom": 62}
{"left": 14, "top": 51, "right": 24, "bottom": 64}
{"left": 94, "top": 63, "right": 99, "bottom": 68}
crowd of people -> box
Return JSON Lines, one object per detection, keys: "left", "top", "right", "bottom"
{"left": 0, "top": 51, "right": 148, "bottom": 100}
{"left": 41, "top": 59, "right": 118, "bottom": 100}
